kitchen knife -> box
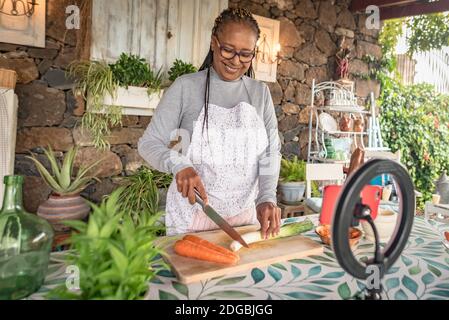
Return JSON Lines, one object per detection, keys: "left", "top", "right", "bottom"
{"left": 193, "top": 189, "right": 249, "bottom": 248}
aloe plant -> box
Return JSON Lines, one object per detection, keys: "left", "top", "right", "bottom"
{"left": 26, "top": 146, "right": 101, "bottom": 196}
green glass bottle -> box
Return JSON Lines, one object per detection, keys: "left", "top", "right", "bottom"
{"left": 0, "top": 175, "right": 54, "bottom": 300}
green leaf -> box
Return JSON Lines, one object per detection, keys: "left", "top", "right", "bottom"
{"left": 428, "top": 265, "right": 442, "bottom": 277}
{"left": 394, "top": 289, "right": 408, "bottom": 300}
{"left": 290, "top": 259, "right": 314, "bottom": 264}
{"left": 408, "top": 265, "right": 421, "bottom": 275}
{"left": 401, "top": 256, "right": 413, "bottom": 267}
{"left": 86, "top": 215, "right": 100, "bottom": 237}
{"left": 159, "top": 290, "right": 179, "bottom": 300}
{"left": 300, "top": 285, "right": 333, "bottom": 293}
{"left": 251, "top": 268, "right": 265, "bottom": 284}
{"left": 421, "top": 272, "right": 435, "bottom": 285}
{"left": 402, "top": 275, "right": 418, "bottom": 295}
{"left": 423, "top": 258, "right": 449, "bottom": 272}
{"left": 286, "top": 292, "right": 324, "bottom": 299}
{"left": 62, "top": 220, "right": 87, "bottom": 232}
{"left": 309, "top": 255, "right": 333, "bottom": 262}
{"left": 99, "top": 215, "right": 121, "bottom": 238}
{"left": 109, "top": 244, "right": 129, "bottom": 274}
{"left": 308, "top": 266, "right": 322, "bottom": 277}
{"left": 291, "top": 265, "right": 301, "bottom": 279}
{"left": 271, "top": 263, "right": 287, "bottom": 271}
{"left": 267, "top": 266, "right": 282, "bottom": 282}
{"left": 157, "top": 270, "right": 175, "bottom": 278}
{"left": 428, "top": 290, "right": 449, "bottom": 298}
{"left": 215, "top": 276, "right": 246, "bottom": 286}
{"left": 337, "top": 283, "right": 351, "bottom": 300}
{"left": 435, "top": 283, "right": 449, "bottom": 290}
{"left": 415, "top": 237, "right": 425, "bottom": 245}
{"left": 386, "top": 277, "right": 400, "bottom": 290}
{"left": 208, "top": 290, "right": 253, "bottom": 298}
{"left": 386, "top": 266, "right": 400, "bottom": 274}
{"left": 172, "top": 281, "right": 188, "bottom": 297}
{"left": 311, "top": 280, "right": 339, "bottom": 285}
{"left": 322, "top": 271, "right": 345, "bottom": 279}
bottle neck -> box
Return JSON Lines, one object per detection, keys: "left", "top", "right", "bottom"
{"left": 1, "top": 180, "right": 24, "bottom": 213}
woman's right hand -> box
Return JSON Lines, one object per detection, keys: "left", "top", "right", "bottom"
{"left": 175, "top": 167, "right": 209, "bottom": 205}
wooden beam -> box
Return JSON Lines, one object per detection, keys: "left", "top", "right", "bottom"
{"left": 350, "top": 0, "right": 419, "bottom": 12}
{"left": 380, "top": 1, "right": 449, "bottom": 20}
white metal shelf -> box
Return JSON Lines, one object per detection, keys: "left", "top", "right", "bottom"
{"left": 307, "top": 79, "right": 369, "bottom": 164}
{"left": 317, "top": 106, "right": 370, "bottom": 114}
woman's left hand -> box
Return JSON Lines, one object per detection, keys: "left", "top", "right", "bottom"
{"left": 256, "top": 202, "right": 281, "bottom": 239}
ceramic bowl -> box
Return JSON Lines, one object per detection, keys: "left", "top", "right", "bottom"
{"left": 315, "top": 224, "right": 362, "bottom": 247}
{"left": 361, "top": 208, "right": 397, "bottom": 243}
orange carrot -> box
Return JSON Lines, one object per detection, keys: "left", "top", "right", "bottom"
{"left": 174, "top": 239, "right": 238, "bottom": 265}
{"left": 183, "top": 235, "right": 239, "bottom": 260}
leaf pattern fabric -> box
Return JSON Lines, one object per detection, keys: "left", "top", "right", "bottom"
{"left": 28, "top": 215, "right": 449, "bottom": 300}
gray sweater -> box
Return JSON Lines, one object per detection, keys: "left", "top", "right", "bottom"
{"left": 137, "top": 67, "right": 281, "bottom": 206}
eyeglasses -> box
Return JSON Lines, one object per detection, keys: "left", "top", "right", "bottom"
{"left": 214, "top": 36, "right": 256, "bottom": 63}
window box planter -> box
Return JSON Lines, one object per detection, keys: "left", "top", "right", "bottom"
{"left": 90, "top": 86, "right": 164, "bottom": 116}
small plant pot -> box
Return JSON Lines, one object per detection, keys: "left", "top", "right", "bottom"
{"left": 37, "top": 194, "right": 91, "bottom": 232}
{"left": 278, "top": 181, "right": 306, "bottom": 205}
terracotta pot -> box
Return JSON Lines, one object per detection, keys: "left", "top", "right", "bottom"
{"left": 339, "top": 114, "right": 353, "bottom": 132}
{"left": 353, "top": 117, "right": 364, "bottom": 132}
{"left": 37, "top": 194, "right": 91, "bottom": 232}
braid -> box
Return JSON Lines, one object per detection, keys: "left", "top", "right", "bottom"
{"left": 199, "top": 8, "right": 260, "bottom": 134}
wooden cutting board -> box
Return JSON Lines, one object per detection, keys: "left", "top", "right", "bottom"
{"left": 158, "top": 224, "right": 323, "bottom": 284}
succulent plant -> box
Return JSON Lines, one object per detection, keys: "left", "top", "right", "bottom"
{"left": 27, "top": 146, "right": 101, "bottom": 196}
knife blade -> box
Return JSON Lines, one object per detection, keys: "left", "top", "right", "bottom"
{"left": 194, "top": 189, "right": 249, "bottom": 248}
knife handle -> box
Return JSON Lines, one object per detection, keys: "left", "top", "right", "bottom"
{"left": 193, "top": 188, "right": 205, "bottom": 207}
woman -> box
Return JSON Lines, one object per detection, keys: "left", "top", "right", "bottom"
{"left": 138, "top": 8, "right": 282, "bottom": 238}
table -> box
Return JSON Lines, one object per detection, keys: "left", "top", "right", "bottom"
{"left": 27, "top": 215, "right": 449, "bottom": 300}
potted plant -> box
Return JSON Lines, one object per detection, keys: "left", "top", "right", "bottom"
{"left": 47, "top": 188, "right": 167, "bottom": 300}
{"left": 27, "top": 146, "right": 101, "bottom": 232}
{"left": 105, "top": 53, "right": 164, "bottom": 113}
{"left": 278, "top": 156, "right": 307, "bottom": 205}
{"left": 117, "top": 166, "right": 172, "bottom": 233}
{"left": 68, "top": 53, "right": 165, "bottom": 149}
{"left": 167, "top": 59, "right": 197, "bottom": 82}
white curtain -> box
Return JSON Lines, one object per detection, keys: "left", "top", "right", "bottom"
{"left": 0, "top": 88, "right": 18, "bottom": 207}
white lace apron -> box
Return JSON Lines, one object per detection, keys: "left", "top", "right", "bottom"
{"left": 165, "top": 102, "right": 269, "bottom": 236}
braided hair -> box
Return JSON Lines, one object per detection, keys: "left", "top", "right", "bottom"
{"left": 198, "top": 8, "right": 260, "bottom": 133}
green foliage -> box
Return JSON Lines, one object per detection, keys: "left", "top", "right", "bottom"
{"left": 47, "top": 188, "right": 168, "bottom": 300}
{"left": 168, "top": 59, "right": 197, "bottom": 82}
{"left": 68, "top": 60, "right": 121, "bottom": 150}
{"left": 110, "top": 53, "right": 164, "bottom": 93}
{"left": 379, "top": 81, "right": 449, "bottom": 207}
{"left": 117, "top": 166, "right": 172, "bottom": 226}
{"left": 280, "top": 156, "right": 306, "bottom": 183}
{"left": 68, "top": 54, "right": 164, "bottom": 150}
{"left": 26, "top": 146, "right": 101, "bottom": 196}
{"left": 406, "top": 13, "right": 449, "bottom": 54}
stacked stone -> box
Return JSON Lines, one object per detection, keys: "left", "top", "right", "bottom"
{"left": 0, "top": 0, "right": 149, "bottom": 212}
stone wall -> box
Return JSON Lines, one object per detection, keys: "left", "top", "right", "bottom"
{"left": 1, "top": 0, "right": 381, "bottom": 212}
{"left": 229, "top": 0, "right": 381, "bottom": 158}
{"left": 1, "top": 0, "right": 149, "bottom": 212}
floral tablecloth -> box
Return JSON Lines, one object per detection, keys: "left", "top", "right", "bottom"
{"left": 28, "top": 215, "right": 449, "bottom": 300}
